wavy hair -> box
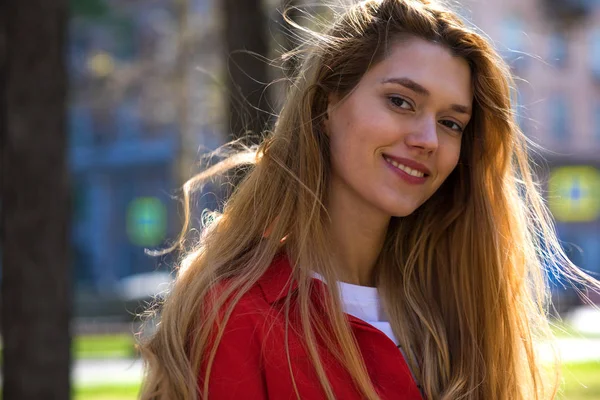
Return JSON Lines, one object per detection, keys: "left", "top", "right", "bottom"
{"left": 139, "top": 0, "right": 597, "bottom": 398}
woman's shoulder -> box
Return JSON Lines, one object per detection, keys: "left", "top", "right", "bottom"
{"left": 200, "top": 255, "right": 305, "bottom": 398}
{"left": 209, "top": 253, "right": 297, "bottom": 324}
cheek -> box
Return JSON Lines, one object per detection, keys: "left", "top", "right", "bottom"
{"left": 328, "top": 126, "right": 376, "bottom": 186}
{"left": 439, "top": 139, "right": 462, "bottom": 179}
{"left": 327, "top": 98, "right": 395, "bottom": 172}
{"left": 328, "top": 116, "right": 369, "bottom": 159}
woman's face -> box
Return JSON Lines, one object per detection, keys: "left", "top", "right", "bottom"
{"left": 325, "top": 37, "right": 473, "bottom": 218}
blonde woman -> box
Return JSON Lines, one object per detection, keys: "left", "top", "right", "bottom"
{"left": 140, "top": 0, "right": 597, "bottom": 399}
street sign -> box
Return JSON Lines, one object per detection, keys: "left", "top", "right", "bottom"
{"left": 126, "top": 197, "right": 167, "bottom": 246}
{"left": 548, "top": 166, "right": 600, "bottom": 222}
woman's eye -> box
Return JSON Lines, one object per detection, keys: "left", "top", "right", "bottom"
{"left": 389, "top": 96, "right": 413, "bottom": 110}
{"left": 440, "top": 120, "right": 463, "bottom": 133}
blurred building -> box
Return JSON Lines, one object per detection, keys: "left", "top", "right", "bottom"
{"left": 68, "top": 0, "right": 222, "bottom": 297}
{"left": 463, "top": 0, "right": 600, "bottom": 296}
{"left": 66, "top": 0, "right": 600, "bottom": 304}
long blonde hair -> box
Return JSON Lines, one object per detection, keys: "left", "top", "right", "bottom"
{"left": 139, "top": 0, "right": 598, "bottom": 398}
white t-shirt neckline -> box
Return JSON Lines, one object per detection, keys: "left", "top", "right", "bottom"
{"left": 312, "top": 274, "right": 421, "bottom": 392}
{"left": 337, "top": 280, "right": 398, "bottom": 346}
{"left": 313, "top": 273, "right": 398, "bottom": 345}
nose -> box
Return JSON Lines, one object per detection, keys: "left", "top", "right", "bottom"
{"left": 404, "top": 116, "right": 438, "bottom": 153}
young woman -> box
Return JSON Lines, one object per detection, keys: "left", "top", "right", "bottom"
{"left": 140, "top": 0, "right": 597, "bottom": 398}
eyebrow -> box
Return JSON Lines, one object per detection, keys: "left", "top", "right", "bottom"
{"left": 381, "top": 77, "right": 472, "bottom": 116}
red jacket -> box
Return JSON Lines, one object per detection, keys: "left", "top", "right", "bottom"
{"left": 201, "top": 254, "right": 423, "bottom": 399}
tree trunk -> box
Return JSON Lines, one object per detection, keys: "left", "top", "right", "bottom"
{"left": 0, "top": 0, "right": 71, "bottom": 399}
{"left": 222, "top": 0, "right": 270, "bottom": 145}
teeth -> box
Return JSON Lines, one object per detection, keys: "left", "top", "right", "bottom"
{"left": 384, "top": 157, "right": 425, "bottom": 178}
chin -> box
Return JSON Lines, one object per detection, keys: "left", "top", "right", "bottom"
{"left": 390, "top": 209, "right": 418, "bottom": 218}
{"left": 371, "top": 189, "right": 428, "bottom": 218}
{"left": 381, "top": 198, "right": 426, "bottom": 218}
{"left": 381, "top": 203, "right": 421, "bottom": 218}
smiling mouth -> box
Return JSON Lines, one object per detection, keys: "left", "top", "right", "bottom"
{"left": 383, "top": 156, "right": 429, "bottom": 178}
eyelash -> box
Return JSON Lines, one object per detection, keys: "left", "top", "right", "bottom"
{"left": 389, "top": 96, "right": 414, "bottom": 111}
{"left": 387, "top": 96, "right": 464, "bottom": 134}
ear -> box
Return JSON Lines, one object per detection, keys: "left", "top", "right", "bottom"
{"left": 327, "top": 92, "right": 340, "bottom": 117}
{"left": 323, "top": 93, "right": 340, "bottom": 136}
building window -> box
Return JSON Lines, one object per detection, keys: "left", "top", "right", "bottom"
{"left": 69, "top": 105, "right": 93, "bottom": 146}
{"left": 548, "top": 94, "right": 569, "bottom": 141}
{"left": 548, "top": 31, "right": 568, "bottom": 68}
{"left": 512, "top": 87, "right": 528, "bottom": 134}
{"left": 90, "top": 102, "right": 117, "bottom": 145}
{"left": 595, "top": 100, "right": 600, "bottom": 141}
{"left": 591, "top": 28, "right": 600, "bottom": 79}
{"left": 116, "top": 97, "right": 141, "bottom": 141}
{"left": 500, "top": 16, "right": 527, "bottom": 71}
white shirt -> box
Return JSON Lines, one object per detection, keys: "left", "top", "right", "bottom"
{"left": 312, "top": 273, "right": 398, "bottom": 344}
{"left": 336, "top": 279, "right": 421, "bottom": 392}
{"left": 337, "top": 280, "right": 399, "bottom": 345}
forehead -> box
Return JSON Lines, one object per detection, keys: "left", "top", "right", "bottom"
{"left": 361, "top": 37, "right": 473, "bottom": 104}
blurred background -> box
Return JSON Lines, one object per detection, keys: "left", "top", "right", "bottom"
{"left": 1, "top": 0, "right": 600, "bottom": 399}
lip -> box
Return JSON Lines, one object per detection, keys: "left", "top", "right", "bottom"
{"left": 382, "top": 154, "right": 432, "bottom": 175}
{"left": 382, "top": 154, "right": 431, "bottom": 185}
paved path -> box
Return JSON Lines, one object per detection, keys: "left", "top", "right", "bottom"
{"left": 567, "top": 305, "right": 600, "bottom": 336}
{"left": 73, "top": 338, "right": 600, "bottom": 386}
{"left": 539, "top": 338, "right": 600, "bottom": 363}
{"left": 73, "top": 359, "right": 143, "bottom": 386}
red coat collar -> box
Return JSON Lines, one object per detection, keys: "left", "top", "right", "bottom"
{"left": 256, "top": 253, "right": 300, "bottom": 304}
{"left": 256, "top": 253, "right": 390, "bottom": 334}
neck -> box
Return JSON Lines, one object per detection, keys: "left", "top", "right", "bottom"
{"left": 327, "top": 180, "right": 390, "bottom": 287}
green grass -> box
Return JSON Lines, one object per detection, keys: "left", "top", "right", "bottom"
{"left": 70, "top": 362, "right": 600, "bottom": 400}
{"left": 73, "top": 383, "right": 141, "bottom": 400}
{"left": 0, "top": 333, "right": 137, "bottom": 361}
{"left": 73, "top": 334, "right": 137, "bottom": 359}
{"left": 560, "top": 361, "right": 600, "bottom": 400}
